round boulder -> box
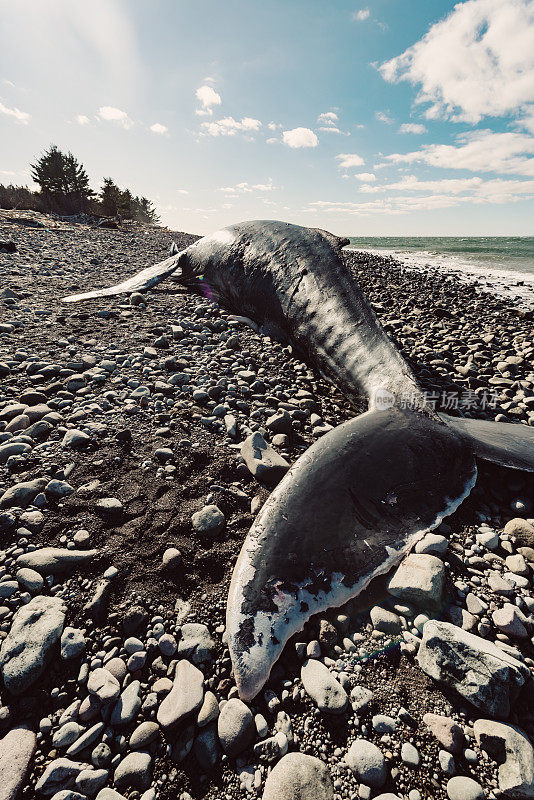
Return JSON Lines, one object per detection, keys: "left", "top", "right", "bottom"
{"left": 191, "top": 505, "right": 225, "bottom": 536}
{"left": 263, "top": 752, "right": 334, "bottom": 800}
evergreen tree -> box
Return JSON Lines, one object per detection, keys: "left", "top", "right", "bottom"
{"left": 30, "top": 145, "right": 93, "bottom": 213}
{"left": 99, "top": 177, "right": 122, "bottom": 217}
{"left": 119, "top": 188, "right": 134, "bottom": 218}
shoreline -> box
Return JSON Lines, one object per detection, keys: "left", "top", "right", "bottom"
{"left": 345, "top": 245, "right": 534, "bottom": 311}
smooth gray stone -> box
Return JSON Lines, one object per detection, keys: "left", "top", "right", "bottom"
{"left": 176, "top": 623, "right": 215, "bottom": 663}
{"left": 62, "top": 429, "right": 91, "bottom": 449}
{"left": 87, "top": 668, "right": 120, "bottom": 703}
{"left": 129, "top": 722, "right": 160, "bottom": 750}
{"left": 66, "top": 722, "right": 105, "bottom": 756}
{"left": 113, "top": 751, "right": 152, "bottom": 792}
{"left": 193, "top": 723, "right": 221, "bottom": 771}
{"left": 417, "top": 620, "right": 529, "bottom": 718}
{"left": 16, "top": 547, "right": 98, "bottom": 575}
{"left": 446, "top": 776, "right": 484, "bottom": 800}
{"left": 35, "top": 759, "right": 88, "bottom": 795}
{"left": 0, "top": 478, "right": 48, "bottom": 508}
{"left": 157, "top": 660, "right": 204, "bottom": 730}
{"left": 241, "top": 431, "right": 290, "bottom": 486}
{"left": 110, "top": 680, "right": 141, "bottom": 726}
{"left": 474, "top": 718, "right": 534, "bottom": 797}
{"left": 61, "top": 627, "right": 86, "bottom": 659}
{"left": 0, "top": 725, "right": 37, "bottom": 800}
{"left": 262, "top": 752, "right": 334, "bottom": 800}
{"left": 345, "top": 738, "right": 387, "bottom": 788}
{"left": 191, "top": 504, "right": 225, "bottom": 536}
{"left": 0, "top": 595, "right": 65, "bottom": 694}
{"left": 301, "top": 659, "right": 348, "bottom": 714}
{"left": 388, "top": 553, "right": 445, "bottom": 609}
{"left": 217, "top": 697, "right": 255, "bottom": 757}
{"left": 16, "top": 567, "right": 44, "bottom": 594}
{"left": 74, "top": 768, "right": 109, "bottom": 796}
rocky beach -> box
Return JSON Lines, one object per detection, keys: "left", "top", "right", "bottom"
{"left": 1, "top": 210, "right": 534, "bottom": 800}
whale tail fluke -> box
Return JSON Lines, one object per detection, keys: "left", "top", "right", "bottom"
{"left": 440, "top": 414, "right": 534, "bottom": 472}
{"left": 61, "top": 252, "right": 185, "bottom": 303}
{"left": 227, "top": 407, "right": 478, "bottom": 701}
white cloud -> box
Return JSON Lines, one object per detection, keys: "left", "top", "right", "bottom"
{"left": 352, "top": 8, "right": 370, "bottom": 21}
{"left": 266, "top": 137, "right": 278, "bottom": 144}
{"left": 317, "top": 112, "right": 349, "bottom": 135}
{"left": 317, "top": 112, "right": 338, "bottom": 124}
{"left": 307, "top": 175, "right": 534, "bottom": 215}
{"left": 383, "top": 129, "right": 534, "bottom": 176}
{"left": 375, "top": 110, "right": 393, "bottom": 124}
{"left": 282, "top": 127, "right": 318, "bottom": 148}
{"left": 268, "top": 122, "right": 281, "bottom": 130}
{"left": 355, "top": 174, "right": 534, "bottom": 205}
{"left": 398, "top": 122, "right": 427, "bottom": 134}
{"left": 0, "top": 99, "right": 30, "bottom": 124}
{"left": 75, "top": 114, "right": 90, "bottom": 125}
{"left": 97, "top": 105, "right": 133, "bottom": 129}
{"left": 335, "top": 153, "right": 364, "bottom": 168}
{"left": 379, "top": 0, "right": 534, "bottom": 123}
{"left": 201, "top": 116, "right": 261, "bottom": 137}
{"left": 219, "top": 179, "right": 275, "bottom": 194}
{"left": 355, "top": 172, "right": 376, "bottom": 181}
{"left": 195, "top": 84, "right": 221, "bottom": 116}
{"left": 176, "top": 189, "right": 189, "bottom": 195}
{"left": 150, "top": 123, "right": 168, "bottom": 135}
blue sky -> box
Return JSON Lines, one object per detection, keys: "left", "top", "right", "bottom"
{"left": 1, "top": 0, "right": 533, "bottom": 235}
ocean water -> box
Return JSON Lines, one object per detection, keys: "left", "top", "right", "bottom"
{"left": 346, "top": 236, "right": 534, "bottom": 308}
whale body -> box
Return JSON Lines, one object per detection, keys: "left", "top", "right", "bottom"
{"left": 63, "top": 219, "right": 534, "bottom": 700}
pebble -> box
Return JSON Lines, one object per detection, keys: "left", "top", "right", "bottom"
{"left": 217, "top": 697, "right": 256, "bottom": 756}
{"left": 191, "top": 504, "right": 226, "bottom": 536}
{"left": 241, "top": 431, "right": 290, "bottom": 485}
{"left": 417, "top": 620, "right": 528, "bottom": 717}
{"left": 87, "top": 667, "right": 121, "bottom": 703}
{"left": 60, "top": 627, "right": 86, "bottom": 659}
{"left": 0, "top": 595, "right": 65, "bottom": 694}
{"left": 110, "top": 680, "right": 141, "bottom": 726}
{"left": 262, "top": 752, "right": 334, "bottom": 799}
{"left": 0, "top": 725, "right": 36, "bottom": 799}
{"left": 157, "top": 659, "right": 204, "bottom": 729}
{"left": 388, "top": 553, "right": 445, "bottom": 608}
{"left": 345, "top": 738, "right": 387, "bottom": 788}
{"left": 474, "top": 718, "right": 534, "bottom": 796}
{"left": 113, "top": 751, "right": 152, "bottom": 792}
{"left": 301, "top": 658, "right": 348, "bottom": 714}
{"left": 446, "top": 776, "right": 484, "bottom": 800}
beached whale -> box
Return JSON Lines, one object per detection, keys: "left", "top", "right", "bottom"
{"left": 63, "top": 220, "right": 534, "bottom": 701}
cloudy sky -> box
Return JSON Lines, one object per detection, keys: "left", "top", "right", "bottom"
{"left": 1, "top": 0, "right": 533, "bottom": 235}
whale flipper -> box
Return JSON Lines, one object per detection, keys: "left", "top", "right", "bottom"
{"left": 441, "top": 414, "right": 534, "bottom": 472}
{"left": 62, "top": 253, "right": 184, "bottom": 302}
{"left": 227, "top": 407, "right": 477, "bottom": 701}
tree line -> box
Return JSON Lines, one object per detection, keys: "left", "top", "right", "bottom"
{"left": 0, "top": 145, "right": 159, "bottom": 224}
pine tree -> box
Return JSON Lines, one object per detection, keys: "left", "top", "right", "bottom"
{"left": 99, "top": 177, "right": 122, "bottom": 217}
{"left": 30, "top": 145, "right": 93, "bottom": 213}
